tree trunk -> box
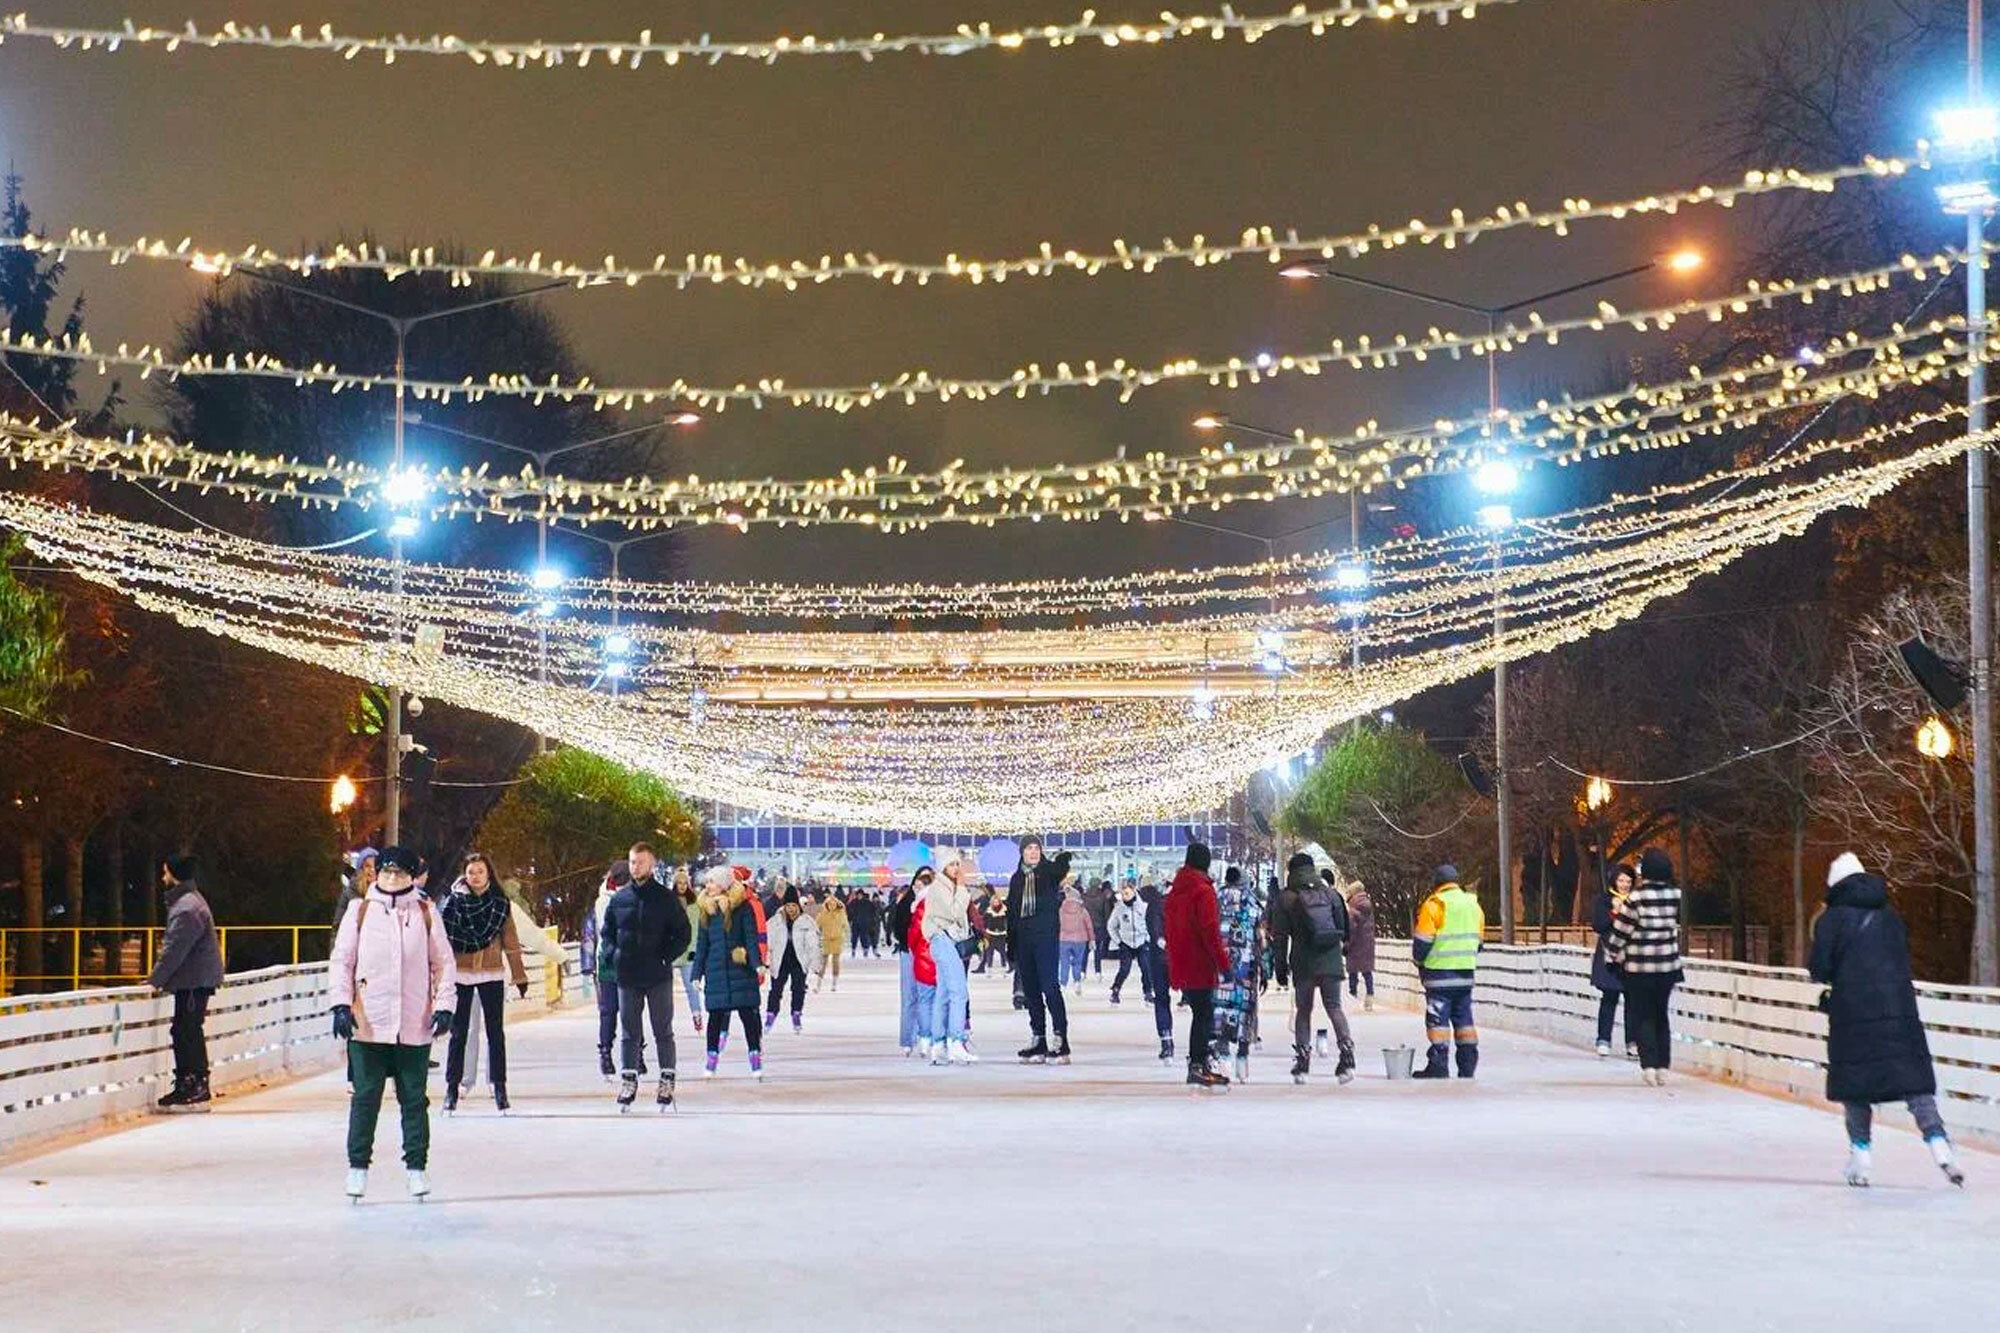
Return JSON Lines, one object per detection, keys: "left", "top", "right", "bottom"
{"left": 63, "top": 835, "right": 85, "bottom": 989}
{"left": 1730, "top": 865, "right": 1747, "bottom": 964}
{"left": 1677, "top": 806, "right": 1693, "bottom": 955}
{"left": 1789, "top": 815, "right": 1807, "bottom": 969}
{"left": 20, "top": 838, "right": 44, "bottom": 992}
{"left": 104, "top": 823, "right": 125, "bottom": 931}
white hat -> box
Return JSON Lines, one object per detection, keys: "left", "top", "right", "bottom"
{"left": 1827, "top": 852, "right": 1865, "bottom": 888}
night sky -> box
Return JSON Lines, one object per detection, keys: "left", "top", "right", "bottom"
{"left": 0, "top": 0, "right": 1861, "bottom": 588}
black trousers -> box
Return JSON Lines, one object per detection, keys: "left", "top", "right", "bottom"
{"left": 170, "top": 988, "right": 212, "bottom": 1080}
{"left": 1015, "top": 928, "right": 1069, "bottom": 1038}
{"left": 1184, "top": 987, "right": 1216, "bottom": 1069}
{"left": 767, "top": 952, "right": 808, "bottom": 1016}
{"left": 1621, "top": 972, "right": 1676, "bottom": 1071}
{"left": 707, "top": 1006, "right": 764, "bottom": 1053}
{"left": 446, "top": 980, "right": 507, "bottom": 1088}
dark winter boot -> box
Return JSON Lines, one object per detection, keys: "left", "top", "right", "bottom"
{"left": 1455, "top": 1043, "right": 1479, "bottom": 1080}
{"left": 443, "top": 1083, "right": 459, "bottom": 1114}
{"left": 1412, "top": 1048, "right": 1452, "bottom": 1080}
{"left": 493, "top": 1083, "right": 510, "bottom": 1114}
{"left": 1335, "top": 1041, "right": 1356, "bottom": 1086}
{"left": 1290, "top": 1045, "right": 1311, "bottom": 1085}
{"left": 597, "top": 1046, "right": 615, "bottom": 1080}
{"left": 154, "top": 1075, "right": 188, "bottom": 1112}
{"left": 1017, "top": 1037, "right": 1050, "bottom": 1064}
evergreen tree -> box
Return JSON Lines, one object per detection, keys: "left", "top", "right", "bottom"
{"left": 0, "top": 170, "right": 84, "bottom": 418}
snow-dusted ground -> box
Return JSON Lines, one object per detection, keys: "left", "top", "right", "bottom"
{"left": 3, "top": 956, "right": 1990, "bottom": 1332}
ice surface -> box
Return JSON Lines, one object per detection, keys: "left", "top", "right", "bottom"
{"left": 2, "top": 959, "right": 1989, "bottom": 1331}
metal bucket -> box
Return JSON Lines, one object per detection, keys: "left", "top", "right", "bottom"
{"left": 1383, "top": 1045, "right": 1416, "bottom": 1080}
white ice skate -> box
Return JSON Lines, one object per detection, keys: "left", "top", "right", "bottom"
{"left": 1363, "top": 995, "right": 1375, "bottom": 1013}
{"left": 1595, "top": 1040, "right": 1612, "bottom": 1058}
{"left": 915, "top": 1038, "right": 934, "bottom": 1062}
{"left": 344, "top": 1167, "right": 367, "bottom": 1203}
{"left": 407, "top": 1169, "right": 431, "bottom": 1201}
{"left": 1845, "top": 1145, "right": 1872, "bottom": 1188}
{"left": 947, "top": 1039, "right": 979, "bottom": 1064}
{"left": 1930, "top": 1136, "right": 1966, "bottom": 1187}
{"left": 1234, "top": 1052, "right": 1250, "bottom": 1084}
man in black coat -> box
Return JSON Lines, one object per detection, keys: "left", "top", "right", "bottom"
{"left": 1006, "top": 839, "right": 1073, "bottom": 1063}
{"left": 601, "top": 842, "right": 695, "bottom": 1109}
{"left": 1809, "top": 852, "right": 1963, "bottom": 1188}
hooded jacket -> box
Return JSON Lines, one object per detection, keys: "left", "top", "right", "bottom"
{"left": 1057, "top": 889, "right": 1094, "bottom": 944}
{"left": 908, "top": 897, "right": 938, "bottom": 986}
{"left": 817, "top": 895, "right": 850, "bottom": 952}
{"left": 1106, "top": 894, "right": 1149, "bottom": 952}
{"left": 769, "top": 904, "right": 824, "bottom": 977}
{"left": 1809, "top": 871, "right": 1937, "bottom": 1104}
{"left": 691, "top": 886, "right": 764, "bottom": 1012}
{"left": 331, "top": 886, "right": 456, "bottom": 1045}
{"left": 1343, "top": 888, "right": 1377, "bottom": 974}
{"left": 1163, "top": 864, "right": 1230, "bottom": 991}
{"left": 149, "top": 881, "right": 224, "bottom": 992}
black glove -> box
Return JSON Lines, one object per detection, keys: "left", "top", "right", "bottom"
{"left": 331, "top": 1005, "right": 354, "bottom": 1040}
{"left": 516, "top": 981, "right": 530, "bottom": 999}
{"left": 431, "top": 1010, "right": 453, "bottom": 1039}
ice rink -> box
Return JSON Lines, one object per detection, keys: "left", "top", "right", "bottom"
{"left": 4, "top": 956, "right": 1990, "bottom": 1331}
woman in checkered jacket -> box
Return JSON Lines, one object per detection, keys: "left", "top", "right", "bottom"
{"left": 1603, "top": 847, "right": 1684, "bottom": 1086}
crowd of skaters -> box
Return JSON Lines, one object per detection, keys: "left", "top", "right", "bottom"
{"left": 132, "top": 833, "right": 1970, "bottom": 1200}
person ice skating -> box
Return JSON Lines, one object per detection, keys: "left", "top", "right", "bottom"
{"left": 1163, "top": 843, "right": 1231, "bottom": 1089}
{"left": 1058, "top": 882, "right": 1093, "bottom": 996}
{"left": 589, "top": 862, "right": 633, "bottom": 1079}
{"left": 1810, "top": 852, "right": 1964, "bottom": 1189}
{"left": 924, "top": 855, "right": 977, "bottom": 1064}
{"left": 1604, "top": 848, "right": 1683, "bottom": 1086}
{"left": 1589, "top": 864, "right": 1639, "bottom": 1059}
{"left": 1412, "top": 865, "right": 1483, "bottom": 1080}
{"left": 1007, "top": 839, "right": 1075, "bottom": 1063}
{"left": 815, "top": 890, "right": 848, "bottom": 992}
{"left": 906, "top": 869, "right": 942, "bottom": 1058}
{"left": 439, "top": 852, "right": 528, "bottom": 1114}
{"left": 329, "top": 845, "right": 455, "bottom": 1202}
{"left": 148, "top": 854, "right": 223, "bottom": 1113}
{"left": 1344, "top": 880, "right": 1377, "bottom": 1013}
{"left": 1106, "top": 882, "right": 1149, "bottom": 1004}
{"left": 765, "top": 889, "right": 823, "bottom": 1033}
{"left": 1142, "top": 877, "right": 1175, "bottom": 1060}
{"left": 1212, "top": 865, "right": 1265, "bottom": 1084}
{"left": 602, "top": 842, "right": 696, "bottom": 1112}
{"left": 692, "top": 866, "right": 767, "bottom": 1080}
{"left": 1085, "top": 878, "right": 1113, "bottom": 979}
{"left": 673, "top": 867, "right": 703, "bottom": 1034}
{"left": 852, "top": 889, "right": 881, "bottom": 958}
{"left": 332, "top": 849, "right": 376, "bottom": 930}
{"left": 1272, "top": 855, "right": 1356, "bottom": 1086}
{"left": 976, "top": 883, "right": 1009, "bottom": 975}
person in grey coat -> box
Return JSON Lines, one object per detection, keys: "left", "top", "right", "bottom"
{"left": 148, "top": 854, "right": 224, "bottom": 1112}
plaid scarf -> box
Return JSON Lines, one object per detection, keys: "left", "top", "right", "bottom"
{"left": 442, "top": 883, "right": 510, "bottom": 955}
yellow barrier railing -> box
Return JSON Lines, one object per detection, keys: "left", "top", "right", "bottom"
{"left": 0, "top": 926, "right": 336, "bottom": 996}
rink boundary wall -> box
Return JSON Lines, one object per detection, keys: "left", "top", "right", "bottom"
{"left": 0, "top": 944, "right": 582, "bottom": 1161}
{"left": 1374, "top": 943, "right": 2000, "bottom": 1146}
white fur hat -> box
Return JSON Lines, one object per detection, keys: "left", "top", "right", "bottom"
{"left": 1826, "top": 852, "right": 1865, "bottom": 888}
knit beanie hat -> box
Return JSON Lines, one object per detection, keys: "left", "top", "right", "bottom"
{"left": 1640, "top": 847, "right": 1674, "bottom": 882}
{"left": 1827, "top": 851, "right": 1865, "bottom": 887}
{"left": 1432, "top": 864, "right": 1460, "bottom": 887}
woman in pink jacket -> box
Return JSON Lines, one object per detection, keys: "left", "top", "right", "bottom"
{"left": 330, "top": 845, "right": 456, "bottom": 1203}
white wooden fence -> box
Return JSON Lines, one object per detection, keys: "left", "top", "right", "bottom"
{"left": 0, "top": 946, "right": 579, "bottom": 1159}
{"left": 1374, "top": 942, "right": 2000, "bottom": 1144}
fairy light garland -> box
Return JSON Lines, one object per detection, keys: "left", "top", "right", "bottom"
{"left": 0, "top": 3, "right": 1539, "bottom": 74}
{"left": 0, "top": 242, "right": 1981, "bottom": 416}
{"left": 0, "top": 310, "right": 1978, "bottom": 536}
{"left": 1, "top": 157, "right": 1913, "bottom": 295}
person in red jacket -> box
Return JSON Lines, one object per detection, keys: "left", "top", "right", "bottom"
{"left": 1162, "top": 842, "right": 1231, "bottom": 1090}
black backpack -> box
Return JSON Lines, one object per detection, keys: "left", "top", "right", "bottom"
{"left": 1299, "top": 885, "right": 1348, "bottom": 950}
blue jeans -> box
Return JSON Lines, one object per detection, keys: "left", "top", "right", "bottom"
{"left": 1058, "top": 941, "right": 1088, "bottom": 988}
{"left": 596, "top": 974, "right": 620, "bottom": 1051}
{"left": 898, "top": 951, "right": 922, "bottom": 1047}
{"left": 930, "top": 933, "right": 968, "bottom": 1043}
{"left": 1144, "top": 945, "right": 1173, "bottom": 1039}
{"left": 677, "top": 964, "right": 700, "bottom": 1016}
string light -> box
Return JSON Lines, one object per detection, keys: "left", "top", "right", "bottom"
{"left": 0, "top": 4, "right": 1542, "bottom": 74}
{"left": 0, "top": 242, "right": 1982, "bottom": 416}
{"left": 0, "top": 157, "right": 1913, "bottom": 296}
{"left": 0, "top": 314, "right": 1976, "bottom": 534}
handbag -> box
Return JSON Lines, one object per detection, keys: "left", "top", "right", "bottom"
{"left": 956, "top": 935, "right": 981, "bottom": 962}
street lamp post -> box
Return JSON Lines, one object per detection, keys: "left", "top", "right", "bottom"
{"left": 401, "top": 415, "right": 698, "bottom": 743}
{"left": 215, "top": 267, "right": 574, "bottom": 845}
{"left": 546, "top": 524, "right": 680, "bottom": 696}
{"left": 1937, "top": 5, "right": 2000, "bottom": 985}
{"left": 1281, "top": 251, "right": 1703, "bottom": 943}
